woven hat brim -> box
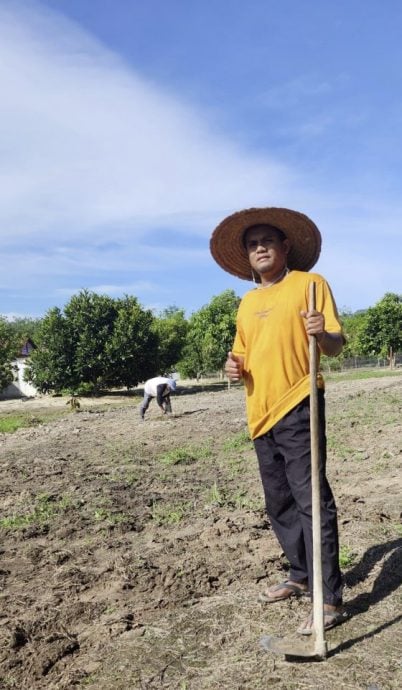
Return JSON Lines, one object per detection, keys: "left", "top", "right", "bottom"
{"left": 210, "top": 207, "right": 322, "bottom": 281}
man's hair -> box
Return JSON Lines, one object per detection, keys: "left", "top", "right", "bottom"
{"left": 242, "top": 224, "right": 287, "bottom": 248}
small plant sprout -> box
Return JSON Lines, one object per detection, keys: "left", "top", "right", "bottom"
{"left": 339, "top": 545, "right": 357, "bottom": 569}
{"left": 159, "top": 443, "right": 212, "bottom": 466}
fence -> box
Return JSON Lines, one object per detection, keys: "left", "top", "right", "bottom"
{"left": 320, "top": 353, "right": 402, "bottom": 372}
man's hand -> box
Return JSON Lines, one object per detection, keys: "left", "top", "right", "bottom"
{"left": 225, "top": 351, "right": 244, "bottom": 381}
{"left": 300, "top": 308, "right": 325, "bottom": 339}
{"left": 300, "top": 309, "right": 344, "bottom": 356}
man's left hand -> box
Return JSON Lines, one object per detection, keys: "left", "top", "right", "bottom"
{"left": 300, "top": 308, "right": 325, "bottom": 339}
{"left": 300, "top": 309, "right": 344, "bottom": 356}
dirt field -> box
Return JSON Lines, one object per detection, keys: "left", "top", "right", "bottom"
{"left": 0, "top": 373, "right": 401, "bottom": 690}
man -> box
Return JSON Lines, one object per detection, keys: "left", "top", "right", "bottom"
{"left": 210, "top": 206, "right": 347, "bottom": 635}
{"left": 140, "top": 376, "right": 176, "bottom": 420}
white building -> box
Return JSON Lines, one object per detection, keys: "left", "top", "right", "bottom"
{"left": 0, "top": 339, "right": 38, "bottom": 399}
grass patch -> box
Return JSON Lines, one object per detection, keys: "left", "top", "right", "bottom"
{"left": 205, "top": 482, "right": 224, "bottom": 507}
{"left": 159, "top": 443, "right": 212, "bottom": 466}
{"left": 151, "top": 501, "right": 189, "bottom": 525}
{"left": 325, "top": 369, "right": 402, "bottom": 383}
{"left": 204, "top": 484, "right": 262, "bottom": 511}
{"left": 0, "top": 414, "right": 41, "bottom": 433}
{"left": 326, "top": 433, "right": 354, "bottom": 458}
{"left": 0, "top": 493, "right": 72, "bottom": 529}
{"left": 222, "top": 429, "right": 252, "bottom": 453}
{"left": 93, "top": 508, "right": 130, "bottom": 525}
{"left": 0, "top": 410, "right": 67, "bottom": 434}
{"left": 229, "top": 490, "right": 263, "bottom": 511}
{"left": 339, "top": 545, "right": 357, "bottom": 568}
{"left": 106, "top": 441, "right": 141, "bottom": 465}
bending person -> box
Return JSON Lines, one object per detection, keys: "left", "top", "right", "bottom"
{"left": 140, "top": 376, "right": 176, "bottom": 420}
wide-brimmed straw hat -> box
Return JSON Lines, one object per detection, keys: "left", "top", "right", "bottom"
{"left": 210, "top": 207, "right": 321, "bottom": 281}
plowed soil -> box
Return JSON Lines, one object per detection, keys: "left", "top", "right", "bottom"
{"left": 0, "top": 374, "right": 401, "bottom": 689}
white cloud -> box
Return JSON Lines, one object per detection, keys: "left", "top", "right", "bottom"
{"left": 56, "top": 281, "right": 159, "bottom": 298}
{"left": 0, "top": 1, "right": 294, "bottom": 247}
{"left": 0, "top": 2, "right": 400, "bottom": 319}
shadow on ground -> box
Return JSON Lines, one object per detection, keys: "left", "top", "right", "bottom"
{"left": 328, "top": 537, "right": 402, "bottom": 657}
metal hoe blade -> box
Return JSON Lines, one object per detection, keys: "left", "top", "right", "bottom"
{"left": 260, "top": 633, "right": 327, "bottom": 660}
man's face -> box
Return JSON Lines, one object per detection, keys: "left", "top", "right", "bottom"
{"left": 243, "top": 225, "right": 289, "bottom": 279}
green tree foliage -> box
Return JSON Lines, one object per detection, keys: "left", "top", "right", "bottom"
{"left": 357, "top": 293, "right": 402, "bottom": 366}
{"left": 178, "top": 290, "right": 240, "bottom": 378}
{"left": 26, "top": 291, "right": 160, "bottom": 393}
{"left": 0, "top": 317, "right": 19, "bottom": 391}
{"left": 26, "top": 308, "right": 74, "bottom": 392}
{"left": 7, "top": 317, "right": 42, "bottom": 342}
{"left": 339, "top": 309, "right": 368, "bottom": 357}
{"left": 106, "top": 296, "right": 158, "bottom": 388}
{"left": 153, "top": 306, "right": 188, "bottom": 374}
{"left": 64, "top": 290, "right": 118, "bottom": 392}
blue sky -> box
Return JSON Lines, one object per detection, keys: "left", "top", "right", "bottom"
{"left": 0, "top": 0, "right": 401, "bottom": 320}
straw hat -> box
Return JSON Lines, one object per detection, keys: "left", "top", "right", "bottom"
{"left": 210, "top": 207, "right": 321, "bottom": 281}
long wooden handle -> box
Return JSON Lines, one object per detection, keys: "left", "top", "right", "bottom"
{"left": 309, "top": 281, "right": 327, "bottom": 658}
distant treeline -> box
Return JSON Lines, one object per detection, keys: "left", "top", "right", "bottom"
{"left": 1, "top": 290, "right": 401, "bottom": 394}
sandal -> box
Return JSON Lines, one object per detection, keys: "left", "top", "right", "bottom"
{"left": 297, "top": 608, "right": 348, "bottom": 635}
{"left": 259, "top": 580, "right": 309, "bottom": 603}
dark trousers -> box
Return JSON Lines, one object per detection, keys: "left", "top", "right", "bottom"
{"left": 140, "top": 393, "right": 171, "bottom": 417}
{"left": 253, "top": 392, "right": 343, "bottom": 606}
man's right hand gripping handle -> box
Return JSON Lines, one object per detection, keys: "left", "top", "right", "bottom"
{"left": 225, "top": 351, "right": 244, "bottom": 382}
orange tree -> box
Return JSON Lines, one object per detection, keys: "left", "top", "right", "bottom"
{"left": 357, "top": 293, "right": 402, "bottom": 367}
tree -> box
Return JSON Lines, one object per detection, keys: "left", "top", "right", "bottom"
{"left": 339, "top": 309, "right": 368, "bottom": 357}
{"left": 26, "top": 291, "right": 161, "bottom": 393}
{"left": 106, "top": 296, "right": 159, "bottom": 388}
{"left": 153, "top": 306, "right": 188, "bottom": 374}
{"left": 0, "top": 317, "right": 19, "bottom": 391}
{"left": 7, "top": 317, "right": 42, "bottom": 342}
{"left": 26, "top": 308, "right": 74, "bottom": 392}
{"left": 64, "top": 290, "right": 118, "bottom": 391}
{"left": 357, "top": 293, "right": 402, "bottom": 367}
{"left": 178, "top": 290, "right": 240, "bottom": 379}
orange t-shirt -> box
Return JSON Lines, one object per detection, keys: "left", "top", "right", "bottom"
{"left": 232, "top": 271, "right": 343, "bottom": 439}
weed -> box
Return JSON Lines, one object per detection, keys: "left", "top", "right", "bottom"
{"left": 106, "top": 442, "right": 139, "bottom": 465}
{"left": 93, "top": 503, "right": 130, "bottom": 525}
{"left": 159, "top": 443, "right": 212, "bottom": 466}
{"left": 339, "top": 545, "right": 357, "bottom": 568}
{"left": 0, "top": 676, "right": 18, "bottom": 688}
{"left": 94, "top": 508, "right": 110, "bottom": 522}
{"left": 381, "top": 450, "right": 393, "bottom": 459}
{"left": 103, "top": 605, "right": 117, "bottom": 615}
{"left": 0, "top": 415, "right": 40, "bottom": 433}
{"left": 106, "top": 468, "right": 139, "bottom": 486}
{"left": 393, "top": 524, "right": 402, "bottom": 536}
{"left": 151, "top": 501, "right": 189, "bottom": 525}
{"left": 326, "top": 433, "right": 353, "bottom": 459}
{"left": 226, "top": 456, "right": 246, "bottom": 477}
{"left": 110, "top": 512, "right": 130, "bottom": 525}
{"left": 230, "top": 490, "right": 262, "bottom": 511}
{"left": 80, "top": 674, "right": 97, "bottom": 686}
{"left": 0, "top": 493, "right": 72, "bottom": 529}
{"left": 205, "top": 482, "right": 224, "bottom": 507}
{"left": 123, "top": 471, "right": 139, "bottom": 486}
{"left": 0, "top": 410, "right": 67, "bottom": 434}
{"left": 373, "top": 459, "right": 388, "bottom": 473}
{"left": 223, "top": 429, "right": 252, "bottom": 453}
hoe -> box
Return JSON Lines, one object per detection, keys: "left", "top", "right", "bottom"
{"left": 261, "top": 281, "right": 328, "bottom": 660}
